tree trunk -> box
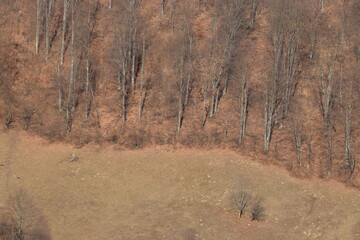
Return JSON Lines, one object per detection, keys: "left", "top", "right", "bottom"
{"left": 319, "top": 0, "right": 324, "bottom": 11}
{"left": 280, "top": 34, "right": 298, "bottom": 128}
{"left": 264, "top": 90, "right": 272, "bottom": 152}
{"left": 35, "top": 0, "right": 42, "bottom": 54}
{"left": 176, "top": 47, "right": 185, "bottom": 136}
{"left": 60, "top": 0, "right": 68, "bottom": 65}
{"left": 70, "top": 0, "right": 77, "bottom": 113}
{"left": 90, "top": 84, "right": 100, "bottom": 130}
{"left": 318, "top": 58, "right": 336, "bottom": 175}
{"left": 161, "top": 0, "right": 165, "bottom": 15}
{"left": 57, "top": 64, "right": 63, "bottom": 112}
{"left": 131, "top": 26, "right": 137, "bottom": 92}
{"left": 138, "top": 36, "right": 146, "bottom": 123}
{"left": 85, "top": 56, "right": 91, "bottom": 121}
{"left": 291, "top": 118, "right": 303, "bottom": 166}
{"left": 249, "top": 0, "right": 259, "bottom": 29}
{"left": 201, "top": 79, "right": 208, "bottom": 128}
{"left": 121, "top": 61, "right": 127, "bottom": 128}
{"left": 342, "top": 76, "right": 356, "bottom": 179}
{"left": 239, "top": 73, "right": 248, "bottom": 145}
{"left": 45, "top": 0, "right": 53, "bottom": 61}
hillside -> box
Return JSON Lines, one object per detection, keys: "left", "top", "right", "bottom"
{"left": 1, "top": 0, "right": 360, "bottom": 186}
{"left": 0, "top": 131, "right": 359, "bottom": 239}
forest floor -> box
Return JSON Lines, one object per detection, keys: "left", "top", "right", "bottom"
{"left": 0, "top": 131, "right": 359, "bottom": 240}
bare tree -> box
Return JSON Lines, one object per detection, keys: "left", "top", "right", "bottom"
{"left": 319, "top": 0, "right": 324, "bottom": 12}
{"left": 352, "top": 1, "right": 360, "bottom": 61}
{"left": 170, "top": 0, "right": 178, "bottom": 34}
{"left": 263, "top": 0, "right": 285, "bottom": 151}
{"left": 318, "top": 55, "right": 337, "bottom": 175}
{"left": 249, "top": 0, "right": 260, "bottom": 30}
{"left": 84, "top": 2, "right": 98, "bottom": 121}
{"left": 176, "top": 44, "right": 186, "bottom": 135}
{"left": 56, "top": 64, "right": 64, "bottom": 112}
{"left": 340, "top": 68, "right": 356, "bottom": 179}
{"left": 233, "top": 191, "right": 249, "bottom": 219}
{"left": 65, "top": 0, "right": 78, "bottom": 132}
{"left": 35, "top": 0, "right": 44, "bottom": 54}
{"left": 290, "top": 111, "right": 303, "bottom": 167}
{"left": 120, "top": 47, "right": 128, "bottom": 128}
{"left": 176, "top": 12, "right": 193, "bottom": 136}
{"left": 340, "top": 0, "right": 350, "bottom": 45}
{"left": 113, "top": 1, "right": 138, "bottom": 127}
{"left": 272, "top": 0, "right": 304, "bottom": 128}
{"left": 208, "top": 0, "right": 248, "bottom": 118}
{"left": 109, "top": 0, "right": 112, "bottom": 9}
{"left": 238, "top": 71, "right": 248, "bottom": 145}
{"left": 60, "top": 0, "right": 69, "bottom": 65}
{"left": 279, "top": 32, "right": 299, "bottom": 128}
{"left": 306, "top": 8, "right": 319, "bottom": 60}
{"left": 129, "top": 0, "right": 139, "bottom": 93}
{"left": 138, "top": 31, "right": 147, "bottom": 123}
{"left": 45, "top": 0, "right": 54, "bottom": 61}
{"left": 263, "top": 76, "right": 280, "bottom": 152}
{"left": 201, "top": 65, "right": 211, "bottom": 128}
{"left": 161, "top": 0, "right": 166, "bottom": 15}
{"left": 263, "top": 0, "right": 306, "bottom": 151}
{"left": 115, "top": 31, "right": 130, "bottom": 128}
{"left": 4, "top": 189, "right": 51, "bottom": 240}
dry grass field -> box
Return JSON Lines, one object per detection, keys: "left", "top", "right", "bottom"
{"left": 0, "top": 131, "right": 359, "bottom": 240}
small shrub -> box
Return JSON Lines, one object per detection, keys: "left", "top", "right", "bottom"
{"left": 251, "top": 199, "right": 265, "bottom": 221}
{"left": 4, "top": 112, "right": 14, "bottom": 130}
{"left": 22, "top": 108, "right": 34, "bottom": 130}
{"left": 109, "top": 134, "right": 118, "bottom": 143}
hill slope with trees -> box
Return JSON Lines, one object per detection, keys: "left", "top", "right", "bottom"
{"left": 1, "top": 0, "right": 360, "bottom": 186}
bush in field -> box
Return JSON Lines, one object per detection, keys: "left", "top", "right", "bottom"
{"left": 251, "top": 198, "right": 265, "bottom": 221}
{"left": 0, "top": 189, "right": 52, "bottom": 240}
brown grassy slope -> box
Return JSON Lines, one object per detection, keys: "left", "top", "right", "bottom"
{"left": 0, "top": 131, "right": 359, "bottom": 240}
{"left": 0, "top": 0, "right": 359, "bottom": 186}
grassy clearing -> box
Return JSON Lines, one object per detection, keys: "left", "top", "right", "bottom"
{"left": 0, "top": 131, "right": 359, "bottom": 239}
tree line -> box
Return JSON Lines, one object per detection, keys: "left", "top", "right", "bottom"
{"left": 1, "top": 0, "right": 359, "bottom": 183}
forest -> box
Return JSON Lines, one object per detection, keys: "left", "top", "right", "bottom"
{"left": 0, "top": 0, "right": 360, "bottom": 187}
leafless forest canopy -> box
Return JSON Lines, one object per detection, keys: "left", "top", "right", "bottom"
{"left": 1, "top": 0, "right": 360, "bottom": 186}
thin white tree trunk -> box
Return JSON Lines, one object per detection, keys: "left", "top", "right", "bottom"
{"left": 85, "top": 56, "right": 90, "bottom": 121}
{"left": 239, "top": 73, "right": 248, "bottom": 145}
{"left": 176, "top": 47, "right": 185, "bottom": 136}
{"left": 57, "top": 64, "right": 63, "bottom": 112}
{"left": 70, "top": 0, "right": 77, "bottom": 113}
{"left": 90, "top": 84, "right": 100, "bottom": 130}
{"left": 35, "top": 0, "right": 42, "bottom": 54}
{"left": 121, "top": 61, "right": 127, "bottom": 127}
{"left": 161, "top": 0, "right": 165, "bottom": 15}
{"left": 60, "top": 0, "right": 68, "bottom": 65}
{"left": 45, "top": 0, "right": 53, "bottom": 61}
{"left": 249, "top": 0, "right": 259, "bottom": 29}
{"left": 131, "top": 26, "right": 137, "bottom": 92}
{"left": 320, "top": 0, "right": 324, "bottom": 11}
{"left": 138, "top": 36, "right": 146, "bottom": 123}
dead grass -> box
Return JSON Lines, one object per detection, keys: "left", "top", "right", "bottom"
{"left": 0, "top": 131, "right": 359, "bottom": 240}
